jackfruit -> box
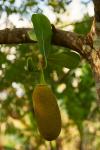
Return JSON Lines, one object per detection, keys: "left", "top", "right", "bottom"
{"left": 32, "top": 84, "right": 61, "bottom": 141}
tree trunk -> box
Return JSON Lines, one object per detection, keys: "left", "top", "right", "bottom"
{"left": 90, "top": 50, "right": 100, "bottom": 106}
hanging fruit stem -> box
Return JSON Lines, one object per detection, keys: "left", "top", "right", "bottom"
{"left": 38, "top": 54, "right": 46, "bottom": 84}
{"left": 40, "top": 66, "right": 46, "bottom": 84}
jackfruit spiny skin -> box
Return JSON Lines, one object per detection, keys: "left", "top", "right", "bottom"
{"left": 32, "top": 84, "right": 61, "bottom": 141}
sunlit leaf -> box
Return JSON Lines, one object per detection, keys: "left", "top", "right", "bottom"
{"left": 48, "top": 51, "right": 80, "bottom": 69}
{"left": 31, "top": 14, "right": 52, "bottom": 56}
{"left": 28, "top": 30, "right": 37, "bottom": 41}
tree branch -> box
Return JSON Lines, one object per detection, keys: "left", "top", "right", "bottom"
{"left": 52, "top": 25, "right": 93, "bottom": 59}
{"left": 52, "top": 25, "right": 83, "bottom": 52}
{"left": 93, "top": 0, "right": 100, "bottom": 36}
{"left": 0, "top": 28, "right": 36, "bottom": 44}
{"left": 0, "top": 27, "right": 93, "bottom": 60}
{"left": 93, "top": 0, "right": 100, "bottom": 22}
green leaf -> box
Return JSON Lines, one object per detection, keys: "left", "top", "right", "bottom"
{"left": 48, "top": 51, "right": 80, "bottom": 69}
{"left": 27, "top": 57, "right": 37, "bottom": 72}
{"left": 28, "top": 30, "right": 37, "bottom": 41}
{"left": 31, "top": 14, "right": 52, "bottom": 56}
{"left": 27, "top": 57, "right": 34, "bottom": 72}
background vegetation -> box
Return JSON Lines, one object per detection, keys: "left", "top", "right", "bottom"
{"left": 0, "top": 0, "right": 100, "bottom": 150}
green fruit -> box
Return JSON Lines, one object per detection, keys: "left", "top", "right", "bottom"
{"left": 32, "top": 84, "right": 61, "bottom": 141}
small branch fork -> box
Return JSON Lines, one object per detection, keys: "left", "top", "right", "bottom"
{"left": 0, "top": 0, "right": 100, "bottom": 104}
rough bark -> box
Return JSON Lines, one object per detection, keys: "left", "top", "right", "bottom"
{"left": 93, "top": 0, "right": 100, "bottom": 23}
{"left": 90, "top": 0, "right": 100, "bottom": 107}
{"left": 0, "top": 28, "right": 36, "bottom": 44}
{"left": 0, "top": 27, "right": 92, "bottom": 59}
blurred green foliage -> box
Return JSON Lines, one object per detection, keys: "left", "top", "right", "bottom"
{"left": 0, "top": 0, "right": 99, "bottom": 149}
